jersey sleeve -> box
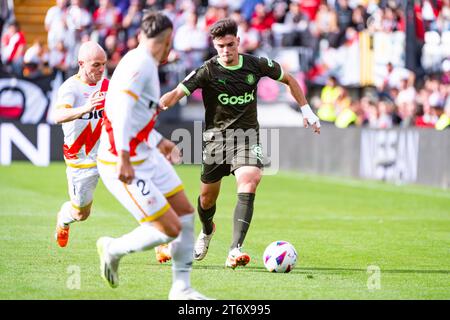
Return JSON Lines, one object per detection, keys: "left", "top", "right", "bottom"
{"left": 258, "top": 57, "right": 284, "bottom": 82}
{"left": 148, "top": 129, "right": 163, "bottom": 149}
{"left": 56, "top": 82, "right": 75, "bottom": 109}
{"left": 106, "top": 59, "right": 150, "bottom": 153}
{"left": 114, "top": 61, "right": 147, "bottom": 101}
{"left": 180, "top": 64, "right": 210, "bottom": 96}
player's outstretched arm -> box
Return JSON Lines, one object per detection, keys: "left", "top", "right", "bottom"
{"left": 159, "top": 85, "right": 187, "bottom": 110}
{"left": 158, "top": 138, "right": 182, "bottom": 164}
{"left": 147, "top": 130, "right": 181, "bottom": 164}
{"left": 279, "top": 72, "right": 320, "bottom": 134}
{"left": 53, "top": 94, "right": 104, "bottom": 124}
{"left": 117, "top": 150, "right": 134, "bottom": 184}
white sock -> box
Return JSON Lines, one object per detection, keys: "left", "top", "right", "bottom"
{"left": 170, "top": 213, "right": 194, "bottom": 291}
{"left": 108, "top": 224, "right": 174, "bottom": 259}
{"left": 58, "top": 201, "right": 77, "bottom": 228}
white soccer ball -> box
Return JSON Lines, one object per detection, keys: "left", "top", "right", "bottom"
{"left": 263, "top": 241, "right": 298, "bottom": 273}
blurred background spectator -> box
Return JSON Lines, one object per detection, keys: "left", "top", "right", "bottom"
{"left": 92, "top": 0, "right": 123, "bottom": 47}
{"left": 22, "top": 39, "right": 51, "bottom": 78}
{"left": 0, "top": 0, "right": 14, "bottom": 51}
{"left": 1, "top": 20, "right": 26, "bottom": 76}
{"left": 45, "top": 0, "right": 68, "bottom": 51}
{"left": 48, "top": 40, "right": 70, "bottom": 76}
{"left": 122, "top": 0, "right": 143, "bottom": 40}
{"left": 173, "top": 10, "right": 208, "bottom": 72}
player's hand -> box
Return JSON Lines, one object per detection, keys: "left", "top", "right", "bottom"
{"left": 159, "top": 95, "right": 170, "bottom": 111}
{"left": 301, "top": 105, "right": 321, "bottom": 135}
{"left": 117, "top": 151, "right": 134, "bottom": 184}
{"left": 158, "top": 104, "right": 169, "bottom": 111}
{"left": 158, "top": 138, "right": 182, "bottom": 164}
{"left": 117, "top": 161, "right": 135, "bottom": 184}
{"left": 85, "top": 92, "right": 105, "bottom": 113}
{"left": 158, "top": 95, "right": 169, "bottom": 111}
{"left": 159, "top": 86, "right": 186, "bottom": 111}
{"left": 303, "top": 118, "right": 321, "bottom": 134}
{"left": 312, "top": 121, "right": 320, "bottom": 134}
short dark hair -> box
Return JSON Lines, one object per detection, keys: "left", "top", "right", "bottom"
{"left": 209, "top": 18, "right": 237, "bottom": 39}
{"left": 141, "top": 11, "right": 173, "bottom": 39}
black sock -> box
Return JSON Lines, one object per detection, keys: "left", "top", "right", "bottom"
{"left": 231, "top": 193, "right": 255, "bottom": 250}
{"left": 197, "top": 196, "right": 216, "bottom": 235}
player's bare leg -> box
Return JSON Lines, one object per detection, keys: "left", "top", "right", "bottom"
{"left": 150, "top": 190, "right": 211, "bottom": 299}
{"left": 55, "top": 202, "right": 92, "bottom": 247}
{"left": 225, "top": 166, "right": 262, "bottom": 268}
{"left": 97, "top": 207, "right": 180, "bottom": 288}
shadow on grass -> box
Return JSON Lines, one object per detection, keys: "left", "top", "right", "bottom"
{"left": 189, "top": 265, "right": 450, "bottom": 275}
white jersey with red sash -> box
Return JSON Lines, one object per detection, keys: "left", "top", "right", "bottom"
{"left": 57, "top": 76, "right": 109, "bottom": 168}
{"left": 97, "top": 46, "right": 185, "bottom": 223}
{"left": 97, "top": 46, "right": 161, "bottom": 165}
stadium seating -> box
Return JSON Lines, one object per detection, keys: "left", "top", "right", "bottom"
{"left": 13, "top": 0, "right": 53, "bottom": 46}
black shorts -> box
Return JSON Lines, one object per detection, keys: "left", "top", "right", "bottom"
{"left": 200, "top": 130, "right": 264, "bottom": 184}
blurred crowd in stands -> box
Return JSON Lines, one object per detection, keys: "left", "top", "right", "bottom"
{"left": 0, "top": 0, "right": 449, "bottom": 129}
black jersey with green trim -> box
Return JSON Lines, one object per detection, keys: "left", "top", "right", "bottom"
{"left": 181, "top": 54, "right": 284, "bottom": 133}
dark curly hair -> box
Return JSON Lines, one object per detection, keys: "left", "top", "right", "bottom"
{"left": 209, "top": 18, "right": 238, "bottom": 39}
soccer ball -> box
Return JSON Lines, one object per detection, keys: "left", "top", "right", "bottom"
{"left": 263, "top": 241, "right": 298, "bottom": 273}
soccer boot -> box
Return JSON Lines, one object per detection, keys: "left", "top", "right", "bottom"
{"left": 168, "top": 287, "right": 213, "bottom": 300}
{"left": 155, "top": 243, "right": 172, "bottom": 263}
{"left": 55, "top": 225, "right": 70, "bottom": 247}
{"left": 55, "top": 211, "right": 70, "bottom": 247}
{"left": 96, "top": 237, "right": 120, "bottom": 288}
{"left": 193, "top": 223, "right": 215, "bottom": 261}
{"left": 225, "top": 247, "right": 251, "bottom": 269}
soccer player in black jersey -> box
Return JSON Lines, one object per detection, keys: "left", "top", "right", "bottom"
{"left": 159, "top": 18, "right": 320, "bottom": 269}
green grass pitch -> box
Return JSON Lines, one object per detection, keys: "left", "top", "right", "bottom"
{"left": 0, "top": 162, "right": 449, "bottom": 300}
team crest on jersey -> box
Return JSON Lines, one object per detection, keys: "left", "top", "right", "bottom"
{"left": 93, "top": 91, "right": 105, "bottom": 98}
{"left": 83, "top": 90, "right": 104, "bottom": 99}
{"left": 250, "top": 144, "right": 263, "bottom": 161}
{"left": 246, "top": 74, "right": 256, "bottom": 85}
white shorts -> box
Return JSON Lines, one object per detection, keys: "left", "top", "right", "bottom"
{"left": 97, "top": 152, "right": 183, "bottom": 224}
{"left": 66, "top": 166, "right": 99, "bottom": 210}
{"left": 152, "top": 151, "right": 184, "bottom": 197}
